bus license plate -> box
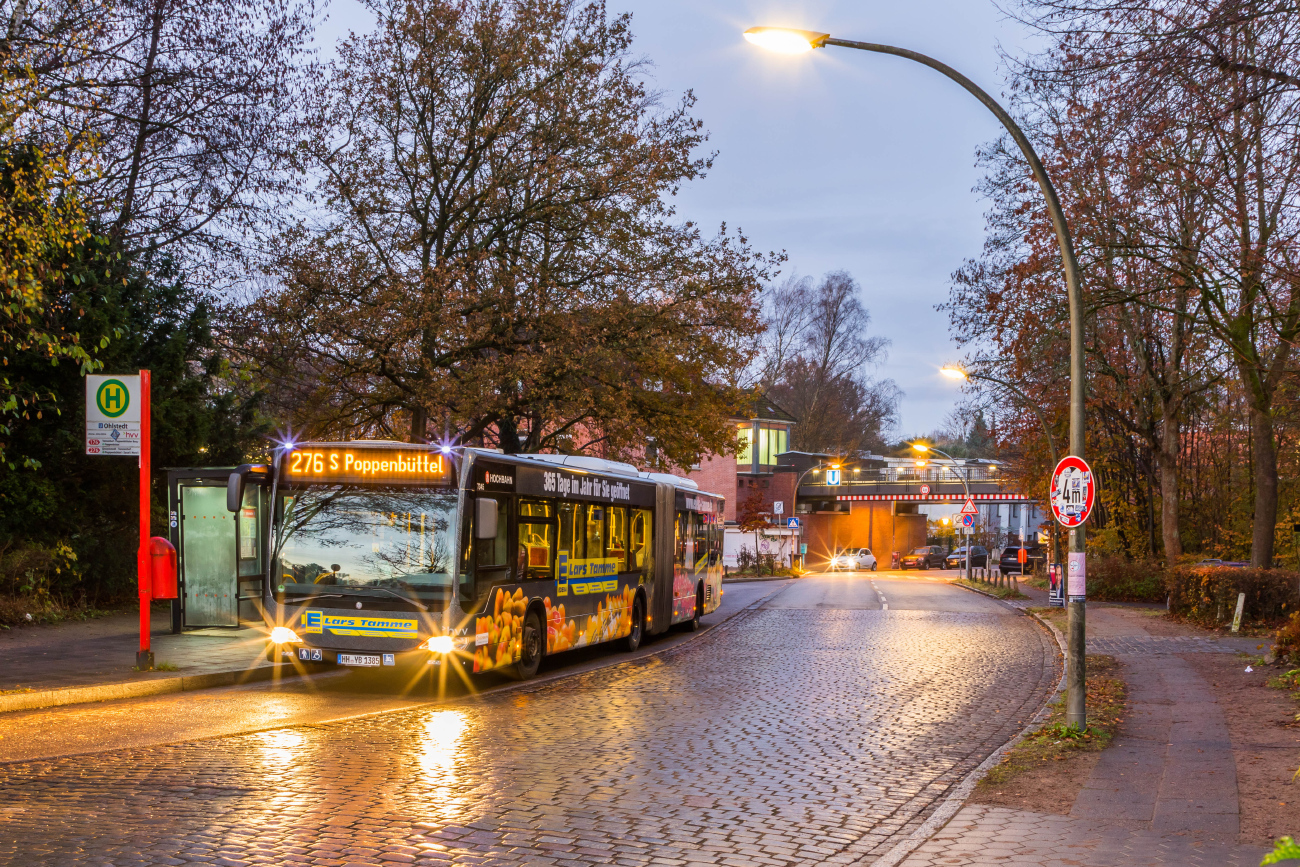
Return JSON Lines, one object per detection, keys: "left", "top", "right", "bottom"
{"left": 337, "top": 654, "right": 381, "bottom": 667}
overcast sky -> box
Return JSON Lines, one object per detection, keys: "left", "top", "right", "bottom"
{"left": 322, "top": 0, "right": 1042, "bottom": 438}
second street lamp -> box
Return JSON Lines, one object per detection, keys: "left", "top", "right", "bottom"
{"left": 941, "top": 364, "right": 1065, "bottom": 569}
{"left": 745, "top": 26, "right": 1088, "bottom": 730}
{"left": 911, "top": 443, "right": 973, "bottom": 582}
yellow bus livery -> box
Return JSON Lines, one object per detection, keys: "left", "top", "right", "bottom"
{"left": 302, "top": 611, "right": 418, "bottom": 639}
{"left": 556, "top": 555, "right": 619, "bottom": 597}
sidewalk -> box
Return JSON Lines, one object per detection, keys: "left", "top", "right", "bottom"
{"left": 900, "top": 598, "right": 1273, "bottom": 866}
{"left": 0, "top": 605, "right": 279, "bottom": 712}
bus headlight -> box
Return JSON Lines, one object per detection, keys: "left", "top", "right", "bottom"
{"left": 422, "top": 635, "right": 455, "bottom": 654}
{"left": 270, "top": 626, "right": 302, "bottom": 644}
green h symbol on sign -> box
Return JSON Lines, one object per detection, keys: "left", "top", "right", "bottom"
{"left": 96, "top": 380, "right": 130, "bottom": 418}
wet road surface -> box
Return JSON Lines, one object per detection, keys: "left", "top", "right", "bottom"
{"left": 0, "top": 574, "right": 1059, "bottom": 866}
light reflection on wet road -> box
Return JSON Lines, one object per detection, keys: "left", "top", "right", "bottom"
{"left": 0, "top": 575, "right": 1058, "bottom": 866}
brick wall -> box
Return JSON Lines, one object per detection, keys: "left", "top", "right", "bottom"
{"left": 687, "top": 454, "right": 739, "bottom": 522}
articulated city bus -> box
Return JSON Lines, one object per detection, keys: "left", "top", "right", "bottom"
{"left": 225, "top": 441, "right": 724, "bottom": 679}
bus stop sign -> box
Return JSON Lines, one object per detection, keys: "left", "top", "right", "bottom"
{"left": 1050, "top": 455, "right": 1096, "bottom": 528}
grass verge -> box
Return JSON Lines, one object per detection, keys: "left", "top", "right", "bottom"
{"left": 1027, "top": 605, "right": 1067, "bottom": 630}
{"left": 978, "top": 654, "right": 1126, "bottom": 790}
{"left": 957, "top": 579, "right": 1028, "bottom": 600}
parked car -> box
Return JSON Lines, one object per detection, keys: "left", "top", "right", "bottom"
{"left": 998, "top": 546, "right": 1048, "bottom": 575}
{"left": 830, "top": 548, "right": 877, "bottom": 571}
{"left": 945, "top": 546, "right": 989, "bottom": 569}
{"left": 1195, "top": 558, "right": 1248, "bottom": 568}
{"left": 900, "top": 546, "right": 947, "bottom": 570}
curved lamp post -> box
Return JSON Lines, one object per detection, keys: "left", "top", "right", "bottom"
{"left": 793, "top": 459, "right": 852, "bottom": 571}
{"left": 912, "top": 443, "right": 972, "bottom": 581}
{"left": 744, "top": 26, "right": 1087, "bottom": 728}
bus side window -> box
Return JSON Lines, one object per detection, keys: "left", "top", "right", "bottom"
{"left": 631, "top": 509, "right": 652, "bottom": 579}
{"left": 474, "top": 497, "right": 510, "bottom": 569}
{"left": 681, "top": 509, "right": 691, "bottom": 569}
{"left": 608, "top": 506, "right": 627, "bottom": 571}
{"left": 518, "top": 500, "right": 555, "bottom": 582}
{"left": 559, "top": 503, "right": 574, "bottom": 561}
{"left": 585, "top": 505, "right": 605, "bottom": 559}
{"left": 693, "top": 512, "right": 708, "bottom": 570}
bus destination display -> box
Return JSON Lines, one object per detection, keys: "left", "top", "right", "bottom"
{"left": 285, "top": 447, "right": 450, "bottom": 485}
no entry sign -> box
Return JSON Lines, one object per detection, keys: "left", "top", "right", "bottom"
{"left": 1050, "top": 456, "right": 1096, "bottom": 528}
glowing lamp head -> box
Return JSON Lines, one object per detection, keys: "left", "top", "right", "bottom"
{"left": 940, "top": 366, "right": 968, "bottom": 381}
{"left": 424, "top": 635, "right": 455, "bottom": 654}
{"left": 269, "top": 626, "right": 301, "bottom": 644}
{"left": 743, "top": 27, "right": 829, "bottom": 54}
{"left": 911, "top": 443, "right": 930, "bottom": 454}
{"left": 439, "top": 444, "right": 453, "bottom": 455}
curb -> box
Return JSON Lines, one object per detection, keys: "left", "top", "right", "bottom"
{"left": 866, "top": 581, "right": 1069, "bottom": 867}
{"left": 722, "top": 574, "right": 798, "bottom": 583}
{"left": 0, "top": 663, "right": 303, "bottom": 715}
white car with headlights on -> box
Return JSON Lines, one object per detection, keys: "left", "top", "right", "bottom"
{"left": 830, "top": 548, "right": 877, "bottom": 572}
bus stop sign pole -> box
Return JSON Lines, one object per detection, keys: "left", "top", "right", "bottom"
{"left": 85, "top": 370, "right": 153, "bottom": 669}
{"left": 136, "top": 370, "right": 152, "bottom": 670}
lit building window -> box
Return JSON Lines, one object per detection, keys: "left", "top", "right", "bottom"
{"left": 737, "top": 426, "right": 753, "bottom": 465}
{"left": 757, "top": 426, "right": 788, "bottom": 467}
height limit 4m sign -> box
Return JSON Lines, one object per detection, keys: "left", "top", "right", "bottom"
{"left": 1050, "top": 456, "right": 1096, "bottom": 528}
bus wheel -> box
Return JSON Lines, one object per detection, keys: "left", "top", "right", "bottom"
{"left": 515, "top": 609, "right": 543, "bottom": 680}
{"left": 623, "top": 595, "right": 644, "bottom": 652}
{"left": 685, "top": 586, "right": 702, "bottom": 632}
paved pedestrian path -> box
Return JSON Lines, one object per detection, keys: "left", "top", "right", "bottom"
{"left": 0, "top": 607, "right": 274, "bottom": 700}
{"left": 900, "top": 603, "right": 1272, "bottom": 866}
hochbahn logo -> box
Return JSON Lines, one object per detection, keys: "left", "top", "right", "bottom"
{"left": 95, "top": 379, "right": 130, "bottom": 418}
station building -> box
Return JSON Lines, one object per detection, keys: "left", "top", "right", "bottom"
{"left": 685, "top": 399, "right": 1044, "bottom": 570}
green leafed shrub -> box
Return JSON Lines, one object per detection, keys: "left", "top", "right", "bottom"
{"left": 1083, "top": 556, "right": 1166, "bottom": 602}
{"left": 1166, "top": 565, "right": 1298, "bottom": 629}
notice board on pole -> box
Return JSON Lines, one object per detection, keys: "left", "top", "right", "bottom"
{"left": 86, "top": 375, "right": 142, "bottom": 455}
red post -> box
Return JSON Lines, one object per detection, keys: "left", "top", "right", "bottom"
{"left": 136, "top": 369, "right": 153, "bottom": 670}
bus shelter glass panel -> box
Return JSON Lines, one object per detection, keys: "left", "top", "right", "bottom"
{"left": 180, "top": 485, "right": 238, "bottom": 627}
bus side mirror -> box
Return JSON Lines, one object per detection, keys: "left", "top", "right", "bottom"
{"left": 475, "top": 498, "right": 498, "bottom": 539}
{"left": 227, "top": 471, "right": 245, "bottom": 513}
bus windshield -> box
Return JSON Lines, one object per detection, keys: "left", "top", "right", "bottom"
{"left": 274, "top": 485, "right": 459, "bottom": 597}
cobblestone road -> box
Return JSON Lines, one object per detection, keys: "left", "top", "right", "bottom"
{"left": 0, "top": 578, "right": 1058, "bottom": 867}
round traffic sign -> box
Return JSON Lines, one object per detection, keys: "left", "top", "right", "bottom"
{"left": 920, "top": 484, "right": 930, "bottom": 495}
{"left": 1050, "top": 456, "right": 1096, "bottom": 528}
{"left": 962, "top": 514, "right": 975, "bottom": 528}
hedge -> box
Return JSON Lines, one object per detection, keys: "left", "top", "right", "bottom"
{"left": 1083, "top": 556, "right": 1166, "bottom": 603}
{"left": 1165, "top": 565, "right": 1299, "bottom": 629}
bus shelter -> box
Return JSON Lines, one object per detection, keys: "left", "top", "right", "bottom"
{"left": 165, "top": 468, "right": 269, "bottom": 632}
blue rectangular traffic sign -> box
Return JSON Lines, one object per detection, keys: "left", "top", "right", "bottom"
{"left": 787, "top": 517, "right": 800, "bottom": 529}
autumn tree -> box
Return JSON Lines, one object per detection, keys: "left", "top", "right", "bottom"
{"left": 759, "top": 271, "right": 898, "bottom": 456}
{"left": 951, "top": 0, "right": 1300, "bottom": 566}
{"left": 3, "top": 0, "right": 317, "bottom": 275}
{"left": 244, "top": 0, "right": 769, "bottom": 467}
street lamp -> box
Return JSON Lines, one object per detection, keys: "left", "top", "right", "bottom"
{"left": 746, "top": 27, "right": 1087, "bottom": 730}
{"left": 911, "top": 443, "right": 973, "bottom": 581}
{"left": 793, "top": 458, "right": 858, "bottom": 571}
